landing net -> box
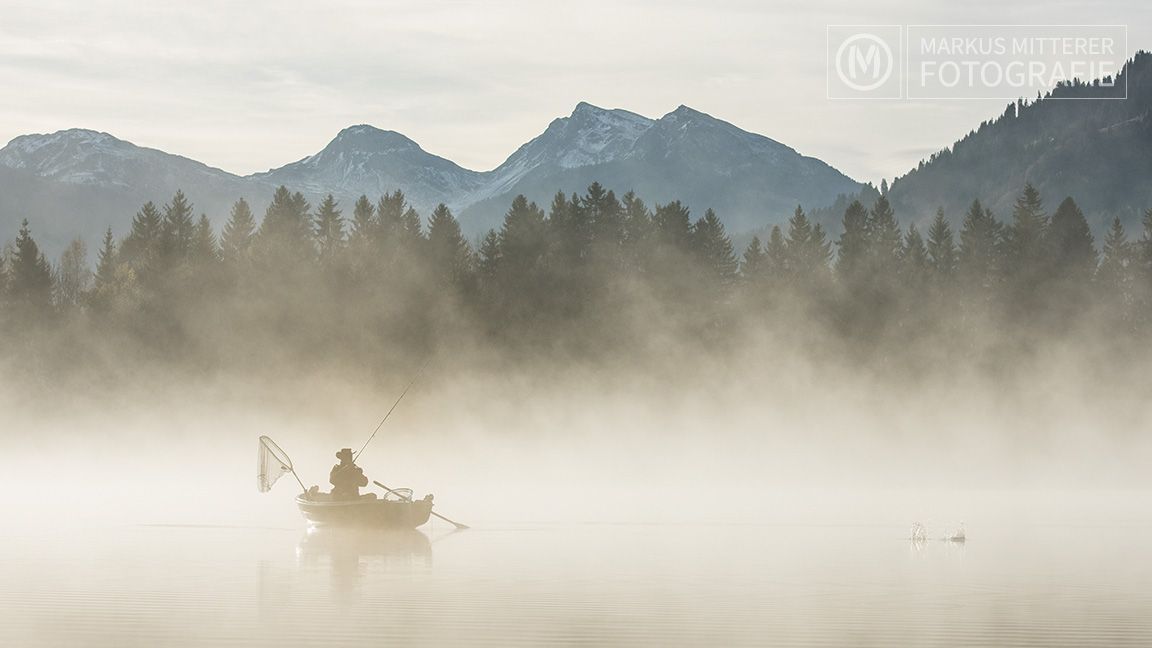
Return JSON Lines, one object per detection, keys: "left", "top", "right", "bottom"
{"left": 257, "top": 435, "right": 294, "bottom": 493}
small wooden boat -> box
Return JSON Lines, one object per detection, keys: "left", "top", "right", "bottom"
{"left": 296, "top": 490, "right": 434, "bottom": 529}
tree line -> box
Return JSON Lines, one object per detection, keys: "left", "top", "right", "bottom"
{"left": 2, "top": 181, "right": 1150, "bottom": 374}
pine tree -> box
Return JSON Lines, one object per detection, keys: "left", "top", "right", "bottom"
{"left": 313, "top": 194, "right": 345, "bottom": 263}
{"left": 653, "top": 201, "right": 692, "bottom": 250}
{"left": 1097, "top": 217, "right": 1132, "bottom": 300}
{"left": 376, "top": 190, "right": 407, "bottom": 245}
{"left": 478, "top": 229, "right": 502, "bottom": 280}
{"left": 162, "top": 189, "right": 196, "bottom": 261}
{"left": 7, "top": 219, "right": 53, "bottom": 312}
{"left": 1005, "top": 183, "right": 1048, "bottom": 278}
{"left": 260, "top": 186, "right": 312, "bottom": 250}
{"left": 220, "top": 198, "right": 256, "bottom": 264}
{"left": 348, "top": 195, "right": 375, "bottom": 248}
{"left": 741, "top": 236, "right": 766, "bottom": 281}
{"left": 764, "top": 225, "right": 788, "bottom": 277}
{"left": 95, "top": 227, "right": 118, "bottom": 289}
{"left": 500, "top": 195, "right": 548, "bottom": 276}
{"left": 583, "top": 182, "right": 624, "bottom": 246}
{"left": 192, "top": 214, "right": 219, "bottom": 263}
{"left": 621, "top": 191, "right": 651, "bottom": 254}
{"left": 426, "top": 203, "right": 471, "bottom": 285}
{"left": 835, "top": 200, "right": 868, "bottom": 279}
{"left": 865, "top": 195, "right": 902, "bottom": 275}
{"left": 784, "top": 205, "right": 831, "bottom": 279}
{"left": 1046, "top": 196, "right": 1096, "bottom": 282}
{"left": 926, "top": 208, "right": 957, "bottom": 277}
{"left": 120, "top": 201, "right": 163, "bottom": 269}
{"left": 691, "top": 208, "right": 738, "bottom": 285}
{"left": 900, "top": 224, "right": 930, "bottom": 281}
{"left": 958, "top": 199, "right": 1002, "bottom": 290}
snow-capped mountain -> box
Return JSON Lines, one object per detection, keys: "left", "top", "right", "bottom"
{"left": 250, "top": 125, "right": 485, "bottom": 213}
{"left": 0, "top": 129, "right": 237, "bottom": 190}
{"left": 0, "top": 105, "right": 864, "bottom": 254}
{"left": 475, "top": 102, "right": 654, "bottom": 202}
{"left": 458, "top": 104, "right": 863, "bottom": 233}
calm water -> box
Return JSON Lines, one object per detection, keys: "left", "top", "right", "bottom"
{"left": 2, "top": 519, "right": 1151, "bottom": 647}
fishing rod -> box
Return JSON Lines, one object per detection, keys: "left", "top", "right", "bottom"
{"left": 353, "top": 356, "right": 432, "bottom": 462}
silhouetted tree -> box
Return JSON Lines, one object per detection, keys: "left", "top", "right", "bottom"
{"left": 313, "top": 194, "right": 345, "bottom": 263}
{"left": 926, "top": 208, "right": 957, "bottom": 278}
{"left": 426, "top": 203, "right": 471, "bottom": 286}
{"left": 220, "top": 198, "right": 256, "bottom": 265}
{"left": 7, "top": 219, "right": 53, "bottom": 313}
{"left": 692, "top": 208, "right": 738, "bottom": 286}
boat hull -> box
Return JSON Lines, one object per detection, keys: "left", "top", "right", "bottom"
{"left": 295, "top": 495, "right": 434, "bottom": 529}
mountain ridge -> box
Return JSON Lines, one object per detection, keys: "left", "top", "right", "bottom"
{"left": 0, "top": 103, "right": 865, "bottom": 254}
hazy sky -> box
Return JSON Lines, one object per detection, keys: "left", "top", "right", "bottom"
{"left": 1, "top": 0, "right": 1147, "bottom": 184}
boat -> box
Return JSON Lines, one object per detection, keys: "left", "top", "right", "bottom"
{"left": 258, "top": 435, "right": 466, "bottom": 531}
{"left": 295, "top": 489, "right": 434, "bottom": 529}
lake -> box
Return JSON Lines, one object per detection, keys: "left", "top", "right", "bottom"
{"left": 2, "top": 517, "right": 1151, "bottom": 646}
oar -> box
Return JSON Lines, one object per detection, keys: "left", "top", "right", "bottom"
{"left": 374, "top": 481, "right": 470, "bottom": 530}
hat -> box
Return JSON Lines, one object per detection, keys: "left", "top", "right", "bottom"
{"left": 336, "top": 448, "right": 354, "bottom": 461}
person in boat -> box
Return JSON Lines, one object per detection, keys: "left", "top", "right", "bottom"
{"left": 330, "top": 448, "right": 369, "bottom": 499}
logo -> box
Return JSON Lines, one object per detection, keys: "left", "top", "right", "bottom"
{"left": 836, "top": 33, "right": 894, "bottom": 91}
{"left": 827, "top": 25, "right": 902, "bottom": 99}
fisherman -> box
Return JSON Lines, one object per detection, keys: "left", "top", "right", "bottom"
{"left": 330, "top": 448, "right": 369, "bottom": 499}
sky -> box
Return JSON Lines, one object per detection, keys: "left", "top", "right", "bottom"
{"left": 0, "top": 0, "right": 1147, "bottom": 185}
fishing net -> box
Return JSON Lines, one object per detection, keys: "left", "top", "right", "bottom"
{"left": 257, "top": 435, "right": 294, "bottom": 493}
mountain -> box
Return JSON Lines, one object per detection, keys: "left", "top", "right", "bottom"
{"left": 0, "top": 105, "right": 863, "bottom": 256}
{"left": 459, "top": 104, "right": 863, "bottom": 234}
{"left": 887, "top": 51, "right": 1152, "bottom": 235}
{"left": 0, "top": 129, "right": 250, "bottom": 254}
{"left": 250, "top": 125, "right": 485, "bottom": 214}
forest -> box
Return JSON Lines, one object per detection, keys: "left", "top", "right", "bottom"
{"left": 1, "top": 182, "right": 1150, "bottom": 388}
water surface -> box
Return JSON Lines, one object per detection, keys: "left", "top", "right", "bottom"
{"left": 2, "top": 519, "right": 1150, "bottom": 646}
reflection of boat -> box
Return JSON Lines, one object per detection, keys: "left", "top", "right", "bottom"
{"left": 295, "top": 491, "right": 434, "bottom": 529}
{"left": 297, "top": 527, "right": 432, "bottom": 562}
{"left": 297, "top": 527, "right": 433, "bottom": 601}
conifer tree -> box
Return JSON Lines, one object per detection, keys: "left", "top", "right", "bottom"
{"left": 376, "top": 190, "right": 407, "bottom": 245}
{"left": 958, "top": 199, "right": 1002, "bottom": 290}
{"left": 1097, "top": 217, "right": 1132, "bottom": 301}
{"left": 162, "top": 189, "right": 196, "bottom": 261}
{"left": 583, "top": 182, "right": 624, "bottom": 246}
{"left": 900, "top": 224, "right": 930, "bottom": 283}
{"left": 120, "top": 201, "right": 163, "bottom": 269}
{"left": 192, "top": 214, "right": 219, "bottom": 263}
{"left": 500, "top": 195, "right": 548, "bottom": 276}
{"left": 865, "top": 195, "right": 902, "bottom": 276}
{"left": 7, "top": 219, "right": 53, "bottom": 312}
{"left": 260, "top": 186, "right": 312, "bottom": 251}
{"left": 1046, "top": 196, "right": 1096, "bottom": 282}
{"left": 741, "top": 236, "right": 766, "bottom": 281}
{"left": 835, "top": 200, "right": 868, "bottom": 279}
{"left": 653, "top": 201, "right": 692, "bottom": 250}
{"left": 764, "top": 225, "right": 788, "bottom": 277}
{"left": 478, "top": 229, "right": 502, "bottom": 280}
{"left": 1005, "top": 183, "right": 1048, "bottom": 278}
{"left": 784, "top": 205, "right": 831, "bottom": 279}
{"left": 926, "top": 208, "right": 957, "bottom": 277}
{"left": 348, "top": 195, "right": 375, "bottom": 248}
{"left": 220, "top": 198, "right": 256, "bottom": 264}
{"left": 95, "top": 227, "right": 118, "bottom": 289}
{"left": 691, "top": 208, "right": 738, "bottom": 285}
{"left": 621, "top": 191, "right": 651, "bottom": 253}
{"left": 426, "top": 203, "right": 471, "bottom": 285}
{"left": 313, "top": 194, "right": 345, "bottom": 263}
